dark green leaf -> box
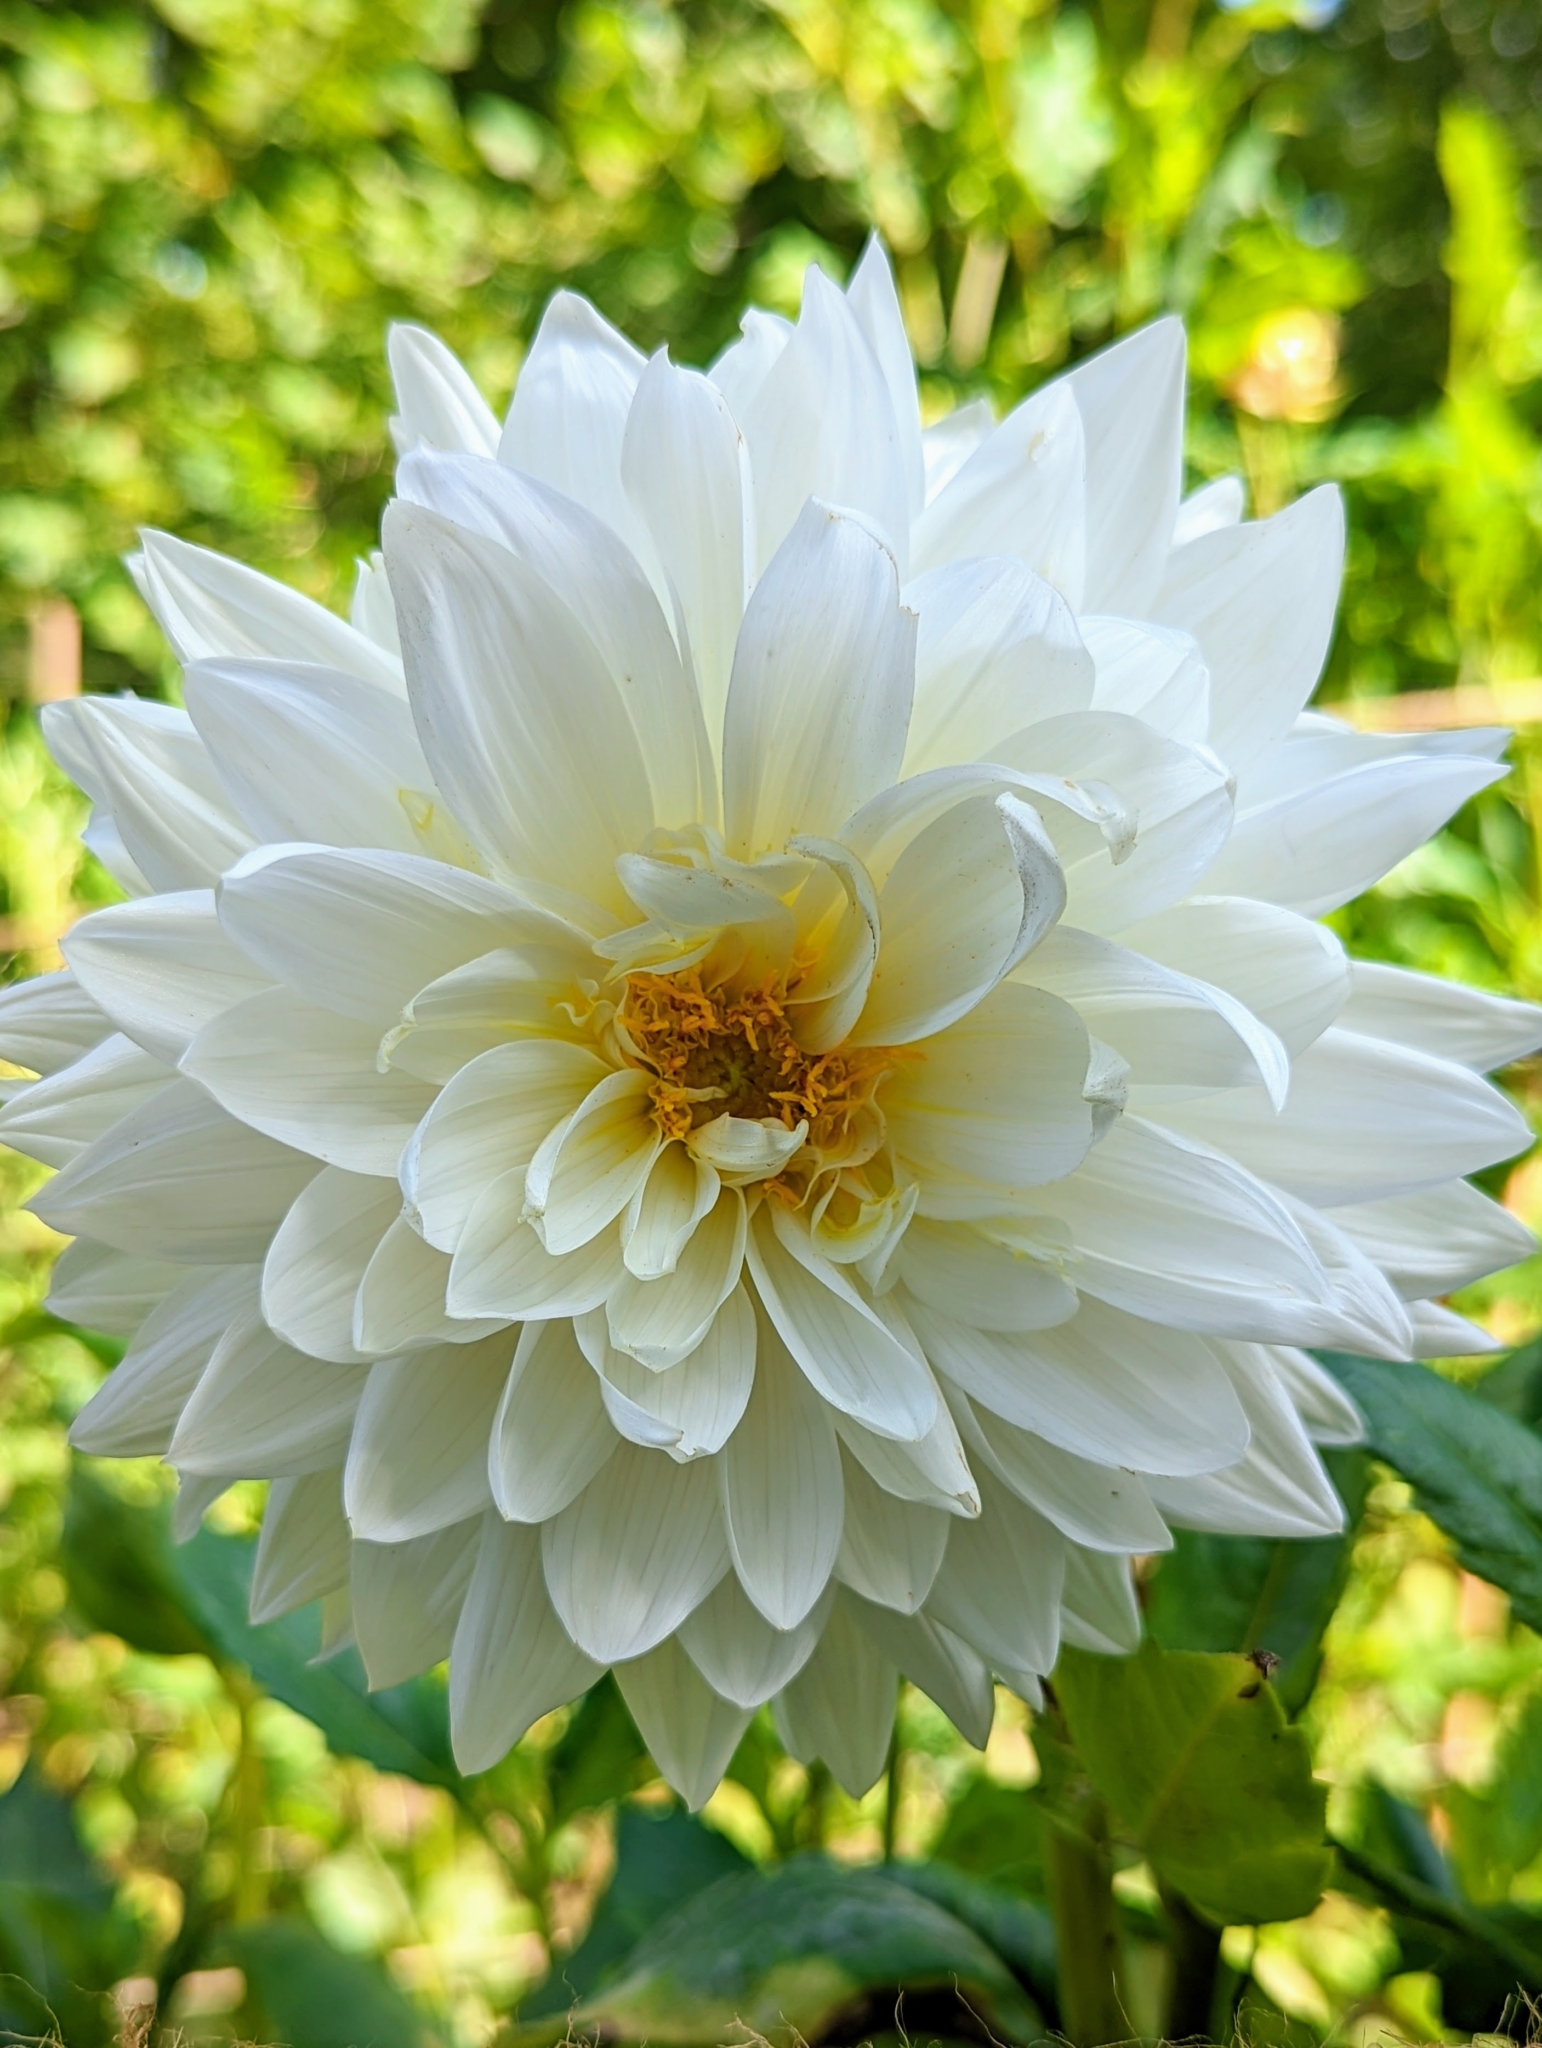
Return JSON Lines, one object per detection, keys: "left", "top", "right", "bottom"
{"left": 885, "top": 1858, "right": 1057, "bottom": 2015}
{"left": 222, "top": 1917, "right": 441, "bottom": 2048}
{"left": 0, "top": 1769, "right": 132, "bottom": 2048}
{"left": 1147, "top": 1451, "right": 1367, "bottom": 1716}
{"left": 543, "top": 1674, "right": 651, "bottom": 1825}
{"left": 929, "top": 1774, "right": 1047, "bottom": 1893}
{"left": 1320, "top": 1352, "right": 1542, "bottom": 1631}
{"left": 522, "top": 1806, "right": 749, "bottom": 2017}
{"left": 506, "top": 1854, "right": 1040, "bottom": 2048}
{"left": 1477, "top": 1337, "right": 1542, "bottom": 1429}
{"left": 1056, "top": 1640, "right": 1330, "bottom": 1926}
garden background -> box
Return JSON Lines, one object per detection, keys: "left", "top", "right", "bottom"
{"left": 5, "top": 0, "right": 1542, "bottom": 2040}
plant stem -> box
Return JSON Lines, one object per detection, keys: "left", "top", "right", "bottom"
{"left": 1160, "top": 1882, "right": 1223, "bottom": 2041}
{"left": 1044, "top": 1813, "right": 1124, "bottom": 2048}
{"left": 882, "top": 1722, "right": 902, "bottom": 1862}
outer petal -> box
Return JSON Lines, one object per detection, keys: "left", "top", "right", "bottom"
{"left": 69, "top": 1266, "right": 255, "bottom": 1458}
{"left": 351, "top": 1520, "right": 479, "bottom": 1689}
{"left": 773, "top": 1591, "right": 897, "bottom": 1797}
{"left": 0, "top": 1033, "right": 170, "bottom": 1169}
{"left": 1338, "top": 960, "right": 1542, "bottom": 1072}
{"left": 1331, "top": 1179, "right": 1536, "bottom": 1299}
{"left": 251, "top": 1469, "right": 351, "bottom": 1623}
{"left": 1062, "top": 317, "right": 1185, "bottom": 616}
{"left": 388, "top": 323, "right": 500, "bottom": 457}
{"left": 615, "top": 1637, "right": 754, "bottom": 1810}
{"left": 926, "top": 1469, "right": 1064, "bottom": 1675}
{"left": 677, "top": 1571, "right": 827, "bottom": 1708}
{"left": 834, "top": 1450, "right": 948, "bottom": 1614}
{"left": 1118, "top": 896, "right": 1349, "bottom": 1057}
{"left": 64, "top": 890, "right": 272, "bottom": 1066}
{"left": 847, "top": 237, "right": 926, "bottom": 518}
{"left": 170, "top": 1306, "right": 369, "bottom": 1477}
{"left": 262, "top": 1166, "right": 399, "bottom": 1364}
{"left": 0, "top": 969, "right": 112, "bottom": 1077}
{"left": 345, "top": 1333, "right": 514, "bottom": 1541}
{"left": 48, "top": 1240, "right": 188, "bottom": 1335}
{"left": 489, "top": 1319, "right": 616, "bottom": 1523}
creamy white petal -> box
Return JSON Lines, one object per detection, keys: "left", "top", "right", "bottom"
{"left": 710, "top": 307, "right": 791, "bottom": 418}
{"left": 1155, "top": 485, "right": 1344, "bottom": 775}
{"left": 622, "top": 1141, "right": 721, "bottom": 1281}
{"left": 0, "top": 1033, "right": 170, "bottom": 1168}
{"left": 615, "top": 1637, "right": 754, "bottom": 1810}
{"left": 1060, "top": 1546, "right": 1141, "bottom": 1654}
{"left": 1118, "top": 895, "right": 1349, "bottom": 1056}
{"left": 849, "top": 1595, "right": 995, "bottom": 1749}
{"left": 1331, "top": 1180, "right": 1535, "bottom": 1298}
{"left": 606, "top": 1189, "right": 747, "bottom": 1368}
{"left": 921, "top": 398, "right": 994, "bottom": 502}
{"left": 542, "top": 1443, "right": 730, "bottom": 1662}
{"left": 1408, "top": 1300, "right": 1502, "bottom": 1356}
{"left": 1266, "top": 1346, "right": 1365, "bottom": 1446}
{"left": 69, "top": 1265, "right": 256, "bottom": 1458}
{"left": 250, "top": 1468, "right": 351, "bottom": 1623}
{"left": 897, "top": 1220, "right": 1077, "bottom": 1333}
{"left": 450, "top": 1192, "right": 624, "bottom": 1321}
{"left": 170, "top": 1305, "right": 369, "bottom": 1478}
{"left": 1063, "top": 317, "right": 1185, "bottom": 615}
{"left": 351, "top": 1519, "right": 479, "bottom": 1689}
{"left": 832, "top": 1399, "right": 980, "bottom": 1517}
{"left": 721, "top": 1302, "right": 843, "bottom": 1628}
{"left": 847, "top": 237, "right": 926, "bottom": 517}
{"left": 585, "top": 1287, "right": 755, "bottom": 1457}
{"left": 64, "top": 890, "right": 271, "bottom": 1065}
{"left": 354, "top": 1216, "right": 504, "bottom": 1354}
{"left": 688, "top": 1114, "right": 808, "bottom": 1181}
{"left": 0, "top": 969, "right": 112, "bottom": 1077}
{"left": 1172, "top": 474, "right": 1244, "bottom": 546}
{"left": 535, "top": 1069, "right": 661, "bottom": 1256}
{"left": 912, "top": 381, "right": 1086, "bottom": 606}
{"left": 773, "top": 1590, "right": 897, "bottom": 1797}
{"left": 31, "top": 1079, "right": 316, "bottom": 1264}
{"left": 449, "top": 1515, "right": 603, "bottom": 1773}
{"left": 263, "top": 1167, "right": 398, "bottom": 1363}
{"left": 47, "top": 1240, "right": 187, "bottom": 1336}
{"left": 951, "top": 1394, "right": 1171, "bottom": 1552}
{"left": 489, "top": 1318, "right": 615, "bottom": 1522}
{"left": 834, "top": 1449, "right": 948, "bottom": 1613}
{"left": 723, "top": 499, "right": 914, "bottom": 861}
{"left": 345, "top": 1333, "right": 514, "bottom": 1541}
{"left": 382, "top": 944, "right": 587, "bottom": 1086}
{"left": 739, "top": 264, "right": 910, "bottom": 571}
{"left": 747, "top": 1205, "right": 938, "bottom": 1441}
{"left": 1082, "top": 616, "right": 1210, "bottom": 745}
{"left": 136, "top": 529, "right": 405, "bottom": 695}
{"left": 926, "top": 1467, "right": 1064, "bottom": 1675}
{"left": 1273, "top": 1194, "right": 1414, "bottom": 1358}
{"left": 913, "top": 1293, "right": 1248, "bottom": 1477}
{"left": 1339, "top": 960, "right": 1542, "bottom": 1072}
{"left": 388, "top": 323, "right": 500, "bottom": 456}
{"left": 903, "top": 557, "right": 1093, "bottom": 776}
{"left": 351, "top": 552, "right": 400, "bottom": 656}
{"left": 677, "top": 1571, "right": 827, "bottom": 1708}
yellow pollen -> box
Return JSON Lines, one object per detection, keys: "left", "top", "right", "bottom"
{"left": 618, "top": 970, "right": 901, "bottom": 1171}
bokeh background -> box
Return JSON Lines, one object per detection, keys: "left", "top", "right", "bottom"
{"left": 4, "top": 0, "right": 1542, "bottom": 2040}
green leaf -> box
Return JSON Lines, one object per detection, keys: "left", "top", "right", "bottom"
{"left": 522, "top": 1806, "right": 750, "bottom": 2018}
{"left": 221, "top": 1917, "right": 441, "bottom": 2048}
{"left": 0, "top": 1768, "right": 133, "bottom": 2048}
{"left": 1476, "top": 1336, "right": 1542, "bottom": 1429}
{"left": 543, "top": 1673, "right": 651, "bottom": 1825}
{"left": 1319, "top": 1352, "right": 1542, "bottom": 1632}
{"left": 885, "top": 1859, "right": 1058, "bottom": 2015}
{"left": 1146, "top": 1450, "right": 1368, "bottom": 1715}
{"left": 1055, "top": 1639, "right": 1330, "bottom": 1926}
{"left": 929, "top": 1774, "right": 1047, "bottom": 1893}
{"left": 62, "top": 1467, "right": 455, "bottom": 1788}
{"left": 506, "top": 1854, "right": 1040, "bottom": 2048}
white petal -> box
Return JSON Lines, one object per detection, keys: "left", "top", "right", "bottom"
{"left": 911, "top": 382, "right": 1085, "bottom": 606}
{"left": 450, "top": 1515, "right": 602, "bottom": 1773}
{"left": 1118, "top": 895, "right": 1349, "bottom": 1057}
{"left": 1267, "top": 1346, "right": 1365, "bottom": 1446}
{"left": 218, "top": 845, "right": 575, "bottom": 1025}
{"left": 0, "top": 1033, "right": 170, "bottom": 1168}
{"left": 251, "top": 1468, "right": 351, "bottom": 1623}
{"left": 848, "top": 1596, "right": 994, "bottom": 1749}
{"left": 886, "top": 981, "right": 1093, "bottom": 1201}
{"left": 903, "top": 557, "right": 1093, "bottom": 776}
{"left": 677, "top": 1571, "right": 827, "bottom": 1708}
{"left": 355, "top": 1215, "right": 504, "bottom": 1354}
{"left": 896, "top": 1220, "right": 1077, "bottom": 1334}
{"left": 722, "top": 499, "right": 915, "bottom": 860}
{"left": 1062, "top": 317, "right": 1185, "bottom": 615}
{"left": 345, "top": 1333, "right": 514, "bottom": 1541}
{"left": 606, "top": 1190, "right": 747, "bottom": 1371}
{"left": 69, "top": 1266, "right": 255, "bottom": 1458}
{"left": 773, "top": 1590, "right": 897, "bottom": 1797}
{"left": 382, "top": 944, "right": 588, "bottom": 1086}
{"left": 43, "top": 697, "right": 254, "bottom": 892}
{"left": 721, "top": 1300, "right": 843, "bottom": 1628}
{"left": 1158, "top": 1027, "right": 1532, "bottom": 1207}
{"left": 1408, "top": 1300, "right": 1502, "bottom": 1357}
{"left": 183, "top": 987, "right": 434, "bottom": 1175}
{"left": 263, "top": 1167, "right": 398, "bottom": 1363}
{"left": 1172, "top": 475, "right": 1244, "bottom": 546}
{"left": 535, "top": 1069, "right": 661, "bottom": 1256}
{"left": 388, "top": 324, "right": 500, "bottom": 456}
{"left": 500, "top": 289, "right": 649, "bottom": 563}
{"left": 1060, "top": 1547, "right": 1141, "bottom": 1654}
{"left": 1340, "top": 960, "right": 1542, "bottom": 1072}
{"left": 1333, "top": 1179, "right": 1535, "bottom": 1299}
{"left": 397, "top": 448, "right": 713, "bottom": 832}
{"left": 622, "top": 1141, "right": 721, "bottom": 1281}
{"left": 926, "top": 1468, "right": 1063, "bottom": 1675}
{"left": 847, "top": 239, "right": 926, "bottom": 516}
{"left": 181, "top": 658, "right": 444, "bottom": 856}
{"left": 1155, "top": 485, "right": 1344, "bottom": 775}
{"left": 710, "top": 307, "right": 791, "bottom": 418}
{"left": 833, "top": 1400, "right": 980, "bottom": 1517}
{"left": 64, "top": 889, "right": 271, "bottom": 1065}
{"left": 615, "top": 1637, "right": 753, "bottom": 1810}
{"left": 382, "top": 499, "right": 654, "bottom": 909}
{"left": 351, "top": 552, "right": 400, "bottom": 655}
{"left": 489, "top": 1318, "right": 616, "bottom": 1522}
{"left": 0, "top": 969, "right": 111, "bottom": 1077}
{"left": 739, "top": 264, "right": 910, "bottom": 571}
{"left": 921, "top": 398, "right": 994, "bottom": 502}
{"left": 621, "top": 351, "right": 753, "bottom": 754}
{"left": 31, "top": 1079, "right": 315, "bottom": 1264}
{"left": 913, "top": 1293, "right": 1249, "bottom": 1477}
{"left": 688, "top": 1114, "right": 808, "bottom": 1181}
{"left": 1082, "top": 616, "right": 1210, "bottom": 745}
{"left": 951, "top": 1395, "right": 1170, "bottom": 1553}
{"left": 851, "top": 794, "right": 1065, "bottom": 1048}
{"left": 585, "top": 1286, "right": 755, "bottom": 1458}
{"left": 352, "top": 1519, "right": 479, "bottom": 1689}
{"left": 170, "top": 1305, "right": 369, "bottom": 1477}
{"left": 450, "top": 1192, "right": 624, "bottom": 1321}
{"left": 834, "top": 1449, "right": 948, "bottom": 1613}
{"left": 47, "top": 1240, "right": 187, "bottom": 1336}
{"left": 136, "top": 529, "right": 404, "bottom": 695}
{"left": 542, "top": 1443, "right": 730, "bottom": 1662}
{"left": 748, "top": 1206, "right": 938, "bottom": 1441}
{"left": 403, "top": 1039, "right": 606, "bottom": 1252}
{"left": 1274, "top": 1194, "right": 1414, "bottom": 1358}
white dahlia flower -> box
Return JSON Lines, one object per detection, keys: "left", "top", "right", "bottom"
{"left": 6, "top": 243, "right": 1538, "bottom": 1805}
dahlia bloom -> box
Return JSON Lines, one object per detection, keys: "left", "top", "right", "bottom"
{"left": 5, "top": 244, "right": 1537, "bottom": 1804}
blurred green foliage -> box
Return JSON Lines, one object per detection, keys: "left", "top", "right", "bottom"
{"left": 6, "top": 0, "right": 1542, "bottom": 2040}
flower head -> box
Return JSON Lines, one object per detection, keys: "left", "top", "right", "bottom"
{"left": 6, "top": 243, "right": 1538, "bottom": 1805}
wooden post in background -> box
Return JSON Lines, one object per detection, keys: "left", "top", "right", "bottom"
{"left": 26, "top": 595, "right": 81, "bottom": 705}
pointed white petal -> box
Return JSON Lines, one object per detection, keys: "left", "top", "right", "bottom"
{"left": 47, "top": 1240, "right": 187, "bottom": 1336}
{"left": 921, "top": 399, "right": 994, "bottom": 502}
{"left": 896, "top": 1220, "right": 1077, "bottom": 1334}
{"left": 616, "top": 1636, "right": 753, "bottom": 1809}
{"left": 951, "top": 1394, "right": 1170, "bottom": 1553}
{"left": 710, "top": 307, "right": 791, "bottom": 418}
{"left": 0, "top": 969, "right": 111, "bottom": 1077}
{"left": 926, "top": 1468, "right": 1063, "bottom": 1674}
{"left": 542, "top": 1443, "right": 730, "bottom": 1662}
{"left": 345, "top": 1332, "right": 514, "bottom": 1541}
{"left": 846, "top": 237, "right": 926, "bottom": 518}
{"left": 263, "top": 1167, "right": 398, "bottom": 1364}
{"left": 1062, "top": 317, "right": 1185, "bottom": 615}
{"left": 388, "top": 324, "right": 499, "bottom": 456}
{"left": 449, "top": 1190, "right": 624, "bottom": 1321}
{"left": 834, "top": 1450, "right": 948, "bottom": 1613}
{"left": 450, "top": 1515, "right": 603, "bottom": 1773}
{"left": 1119, "top": 895, "right": 1349, "bottom": 1057}
{"left": 1332, "top": 1179, "right": 1535, "bottom": 1299}
{"left": 678, "top": 1572, "right": 827, "bottom": 1708}
{"left": 64, "top": 890, "right": 271, "bottom": 1065}
{"left": 69, "top": 1266, "right": 255, "bottom": 1458}
{"left": 354, "top": 1215, "right": 504, "bottom": 1354}
{"left": 352, "top": 1519, "right": 479, "bottom": 1689}
{"left": 1082, "top": 616, "right": 1210, "bottom": 745}
{"left": 1172, "top": 475, "right": 1244, "bottom": 546}
{"left": 251, "top": 1468, "right": 351, "bottom": 1623}
{"left": 773, "top": 1590, "right": 897, "bottom": 1797}
{"left": 848, "top": 1596, "right": 994, "bottom": 1749}
{"left": 606, "top": 1190, "right": 746, "bottom": 1369}
{"left": 722, "top": 499, "right": 915, "bottom": 861}
{"left": 1408, "top": 1300, "right": 1502, "bottom": 1356}
{"left": 833, "top": 1399, "right": 980, "bottom": 1517}
{"left": 0, "top": 1033, "right": 169, "bottom": 1168}
{"left": 1340, "top": 960, "right": 1542, "bottom": 1072}
{"left": 1266, "top": 1346, "right": 1365, "bottom": 1447}
{"left": 1060, "top": 1546, "right": 1141, "bottom": 1654}
{"left": 585, "top": 1287, "right": 755, "bottom": 1458}
{"left": 489, "top": 1318, "right": 616, "bottom": 1522}
{"left": 170, "top": 1305, "right": 369, "bottom": 1477}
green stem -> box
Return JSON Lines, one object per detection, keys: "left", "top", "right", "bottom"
{"left": 882, "top": 1723, "right": 902, "bottom": 1863}
{"left": 1044, "top": 1813, "right": 1124, "bottom": 2048}
{"left": 226, "top": 1668, "right": 268, "bottom": 1925}
{"left": 1160, "top": 1881, "right": 1223, "bottom": 2042}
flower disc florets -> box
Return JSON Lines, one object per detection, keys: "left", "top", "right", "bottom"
{"left": 6, "top": 240, "right": 1540, "bottom": 1809}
